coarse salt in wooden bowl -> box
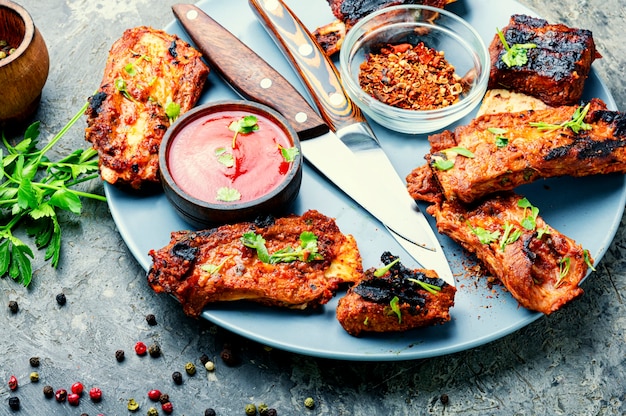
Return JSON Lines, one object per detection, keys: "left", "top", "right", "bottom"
{"left": 0, "top": 0, "right": 49, "bottom": 128}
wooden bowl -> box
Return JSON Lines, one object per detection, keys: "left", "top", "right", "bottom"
{"left": 0, "top": 0, "right": 49, "bottom": 128}
{"left": 159, "top": 100, "right": 303, "bottom": 228}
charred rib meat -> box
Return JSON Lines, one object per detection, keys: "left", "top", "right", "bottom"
{"left": 313, "top": 0, "right": 455, "bottom": 55}
{"left": 85, "top": 26, "right": 209, "bottom": 190}
{"left": 414, "top": 192, "right": 591, "bottom": 315}
{"left": 147, "top": 210, "right": 362, "bottom": 318}
{"left": 336, "top": 252, "right": 455, "bottom": 336}
{"left": 489, "top": 14, "right": 601, "bottom": 106}
{"left": 421, "top": 98, "right": 626, "bottom": 204}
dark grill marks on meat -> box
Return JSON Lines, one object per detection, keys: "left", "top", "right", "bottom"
{"left": 336, "top": 252, "right": 455, "bottom": 336}
{"left": 488, "top": 14, "right": 600, "bottom": 106}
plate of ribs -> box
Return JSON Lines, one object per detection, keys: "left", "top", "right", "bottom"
{"left": 101, "top": 0, "right": 626, "bottom": 360}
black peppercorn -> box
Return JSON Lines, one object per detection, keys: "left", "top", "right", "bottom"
{"left": 29, "top": 356, "right": 40, "bottom": 367}
{"left": 8, "top": 300, "right": 18, "bottom": 313}
{"left": 8, "top": 396, "right": 20, "bottom": 410}
{"left": 172, "top": 371, "right": 183, "bottom": 385}
{"left": 145, "top": 313, "right": 157, "bottom": 326}
{"left": 220, "top": 348, "right": 238, "bottom": 366}
{"left": 266, "top": 409, "right": 277, "bottom": 416}
{"left": 440, "top": 393, "right": 449, "bottom": 405}
{"left": 43, "top": 385, "right": 54, "bottom": 398}
{"left": 56, "top": 293, "right": 67, "bottom": 306}
{"left": 159, "top": 393, "right": 170, "bottom": 404}
{"left": 115, "top": 349, "right": 125, "bottom": 362}
{"left": 200, "top": 353, "right": 209, "bottom": 365}
{"left": 204, "top": 408, "right": 217, "bottom": 416}
{"left": 148, "top": 343, "right": 161, "bottom": 358}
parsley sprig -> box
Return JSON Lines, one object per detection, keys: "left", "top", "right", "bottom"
{"left": 241, "top": 230, "right": 323, "bottom": 264}
{"left": 496, "top": 28, "right": 537, "bottom": 67}
{"left": 529, "top": 103, "right": 592, "bottom": 133}
{"left": 0, "top": 102, "right": 105, "bottom": 286}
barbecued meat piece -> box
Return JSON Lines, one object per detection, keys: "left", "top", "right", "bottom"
{"left": 336, "top": 252, "right": 455, "bottom": 336}
{"left": 488, "top": 14, "right": 601, "bottom": 106}
{"left": 313, "top": 0, "right": 455, "bottom": 55}
{"left": 85, "top": 26, "right": 209, "bottom": 190}
{"left": 419, "top": 98, "right": 626, "bottom": 204}
{"left": 419, "top": 192, "right": 590, "bottom": 314}
{"left": 147, "top": 210, "right": 363, "bottom": 318}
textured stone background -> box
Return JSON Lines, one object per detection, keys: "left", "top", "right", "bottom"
{"left": 2, "top": 0, "right": 625, "bottom": 415}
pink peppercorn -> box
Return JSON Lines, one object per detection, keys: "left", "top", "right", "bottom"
{"left": 148, "top": 389, "right": 162, "bottom": 401}
{"left": 135, "top": 341, "right": 147, "bottom": 356}
{"left": 89, "top": 387, "right": 103, "bottom": 402}
{"left": 8, "top": 375, "right": 18, "bottom": 391}
{"left": 68, "top": 393, "right": 80, "bottom": 406}
{"left": 162, "top": 401, "right": 174, "bottom": 414}
{"left": 71, "top": 381, "right": 84, "bottom": 395}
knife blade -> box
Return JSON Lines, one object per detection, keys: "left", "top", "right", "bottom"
{"left": 248, "top": 0, "right": 454, "bottom": 284}
{"left": 171, "top": 3, "right": 454, "bottom": 285}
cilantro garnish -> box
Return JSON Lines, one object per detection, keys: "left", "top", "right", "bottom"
{"left": 215, "top": 147, "right": 234, "bottom": 168}
{"left": 556, "top": 257, "right": 571, "bottom": 288}
{"left": 216, "top": 187, "right": 241, "bottom": 202}
{"left": 431, "top": 146, "right": 475, "bottom": 171}
{"left": 497, "top": 28, "right": 537, "bottom": 67}
{"left": 164, "top": 99, "right": 180, "bottom": 123}
{"left": 388, "top": 296, "right": 402, "bottom": 323}
{"left": 114, "top": 77, "right": 136, "bottom": 102}
{"left": 241, "top": 231, "right": 323, "bottom": 264}
{"left": 499, "top": 222, "right": 522, "bottom": 252}
{"left": 488, "top": 127, "right": 510, "bottom": 148}
{"left": 529, "top": 103, "right": 592, "bottom": 133}
{"left": 518, "top": 197, "right": 539, "bottom": 230}
{"left": 279, "top": 145, "right": 300, "bottom": 163}
{"left": 468, "top": 222, "right": 501, "bottom": 245}
{"left": 229, "top": 115, "right": 259, "bottom": 148}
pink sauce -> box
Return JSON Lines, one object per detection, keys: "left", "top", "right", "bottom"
{"left": 167, "top": 110, "right": 294, "bottom": 204}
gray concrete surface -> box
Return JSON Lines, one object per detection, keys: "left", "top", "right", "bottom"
{"left": 2, "top": 0, "right": 626, "bottom": 415}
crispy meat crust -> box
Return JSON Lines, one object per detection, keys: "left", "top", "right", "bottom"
{"left": 147, "top": 210, "right": 362, "bottom": 318}
{"left": 85, "top": 26, "right": 209, "bottom": 190}
{"left": 421, "top": 98, "right": 626, "bottom": 204}
{"left": 488, "top": 14, "right": 601, "bottom": 106}
{"left": 313, "top": 0, "right": 455, "bottom": 55}
{"left": 423, "top": 192, "right": 589, "bottom": 314}
{"left": 336, "top": 253, "right": 455, "bottom": 336}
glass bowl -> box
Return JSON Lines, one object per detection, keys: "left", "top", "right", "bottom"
{"left": 339, "top": 4, "right": 489, "bottom": 134}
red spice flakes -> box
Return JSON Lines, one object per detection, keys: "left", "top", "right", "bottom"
{"left": 358, "top": 42, "right": 466, "bottom": 110}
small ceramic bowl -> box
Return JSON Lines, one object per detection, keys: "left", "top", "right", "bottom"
{"left": 339, "top": 4, "right": 489, "bottom": 134}
{"left": 0, "top": 0, "right": 49, "bottom": 128}
{"left": 160, "top": 100, "right": 303, "bottom": 228}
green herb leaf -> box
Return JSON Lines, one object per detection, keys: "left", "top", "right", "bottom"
{"left": 432, "top": 157, "right": 455, "bottom": 171}
{"left": 229, "top": 115, "right": 259, "bottom": 148}
{"left": 499, "top": 222, "right": 522, "bottom": 252}
{"left": 407, "top": 277, "right": 442, "bottom": 295}
{"left": 389, "top": 296, "right": 402, "bottom": 323}
{"left": 374, "top": 257, "right": 400, "bottom": 277}
{"left": 583, "top": 249, "right": 596, "bottom": 271}
{"left": 241, "top": 232, "right": 270, "bottom": 263}
{"left": 114, "top": 77, "right": 135, "bottom": 102}
{"left": 280, "top": 146, "right": 299, "bottom": 163}
{"left": 556, "top": 257, "right": 571, "bottom": 288}
{"left": 468, "top": 223, "right": 501, "bottom": 245}
{"left": 497, "top": 28, "right": 536, "bottom": 67}
{"left": 164, "top": 99, "right": 180, "bottom": 123}
{"left": 200, "top": 256, "right": 232, "bottom": 275}
{"left": 529, "top": 103, "right": 592, "bottom": 133}
{"left": 517, "top": 197, "right": 539, "bottom": 230}
{"left": 216, "top": 187, "right": 241, "bottom": 202}
{"left": 241, "top": 231, "right": 323, "bottom": 264}
{"left": 124, "top": 62, "right": 136, "bottom": 76}
{"left": 215, "top": 147, "right": 234, "bottom": 168}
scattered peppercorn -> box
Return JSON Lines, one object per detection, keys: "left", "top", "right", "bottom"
{"left": 266, "top": 409, "right": 277, "bottom": 416}
{"left": 8, "top": 375, "right": 18, "bottom": 391}
{"left": 184, "top": 361, "right": 196, "bottom": 376}
{"left": 220, "top": 347, "right": 238, "bottom": 366}
{"left": 135, "top": 341, "right": 148, "bottom": 356}
{"left": 304, "top": 397, "right": 315, "bottom": 409}
{"left": 159, "top": 393, "right": 170, "bottom": 404}
{"left": 43, "top": 385, "right": 54, "bottom": 398}
{"left": 29, "top": 356, "right": 40, "bottom": 367}
{"left": 258, "top": 403, "right": 269, "bottom": 414}
{"left": 171, "top": 371, "right": 183, "bottom": 385}
{"left": 30, "top": 372, "right": 39, "bottom": 382}
{"left": 128, "top": 398, "right": 140, "bottom": 412}
{"left": 55, "top": 388, "right": 68, "bottom": 402}
{"left": 0, "top": 40, "right": 16, "bottom": 61}
{"left": 245, "top": 403, "right": 257, "bottom": 415}
{"left": 89, "top": 387, "right": 103, "bottom": 402}
{"left": 68, "top": 392, "right": 80, "bottom": 406}
{"left": 162, "top": 401, "right": 174, "bottom": 414}
{"left": 8, "top": 300, "right": 18, "bottom": 313}
{"left": 8, "top": 396, "right": 20, "bottom": 410}
{"left": 204, "top": 360, "right": 215, "bottom": 372}
{"left": 148, "top": 389, "right": 161, "bottom": 401}
{"left": 440, "top": 393, "right": 449, "bottom": 405}
{"left": 148, "top": 343, "right": 161, "bottom": 358}
{"left": 115, "top": 349, "right": 126, "bottom": 362}
{"left": 56, "top": 292, "right": 67, "bottom": 306}
{"left": 199, "top": 353, "right": 209, "bottom": 365}
{"left": 71, "top": 381, "right": 84, "bottom": 395}
{"left": 147, "top": 407, "right": 159, "bottom": 416}
{"left": 145, "top": 313, "right": 157, "bottom": 326}
{"left": 204, "top": 408, "right": 217, "bottom": 416}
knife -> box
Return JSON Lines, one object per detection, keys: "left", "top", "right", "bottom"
{"left": 248, "top": 0, "right": 454, "bottom": 284}
{"left": 171, "top": 3, "right": 454, "bottom": 285}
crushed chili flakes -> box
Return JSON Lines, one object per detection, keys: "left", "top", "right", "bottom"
{"left": 358, "top": 42, "right": 467, "bottom": 110}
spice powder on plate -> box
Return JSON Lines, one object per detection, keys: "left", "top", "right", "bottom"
{"left": 358, "top": 42, "right": 467, "bottom": 110}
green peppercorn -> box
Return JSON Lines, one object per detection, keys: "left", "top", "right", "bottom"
{"left": 147, "top": 406, "right": 159, "bottom": 416}
{"left": 30, "top": 372, "right": 40, "bottom": 382}
{"left": 245, "top": 403, "right": 257, "bottom": 415}
{"left": 184, "top": 362, "right": 196, "bottom": 376}
{"left": 304, "top": 397, "right": 315, "bottom": 409}
{"left": 0, "top": 51, "right": 6, "bottom": 60}
{"left": 29, "top": 356, "right": 40, "bottom": 367}
{"left": 128, "top": 398, "right": 140, "bottom": 412}
{"left": 172, "top": 371, "right": 183, "bottom": 385}
{"left": 258, "top": 403, "right": 268, "bottom": 415}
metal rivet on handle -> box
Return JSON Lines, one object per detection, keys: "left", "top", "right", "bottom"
{"left": 298, "top": 44, "right": 313, "bottom": 57}
{"left": 186, "top": 10, "right": 198, "bottom": 20}
{"left": 260, "top": 78, "right": 273, "bottom": 89}
{"left": 295, "top": 112, "right": 308, "bottom": 123}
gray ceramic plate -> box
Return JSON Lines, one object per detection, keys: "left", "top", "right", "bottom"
{"left": 105, "top": 0, "right": 625, "bottom": 361}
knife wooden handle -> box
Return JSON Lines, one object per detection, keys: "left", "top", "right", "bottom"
{"left": 171, "top": 3, "right": 329, "bottom": 140}
{"left": 249, "top": 0, "right": 368, "bottom": 132}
